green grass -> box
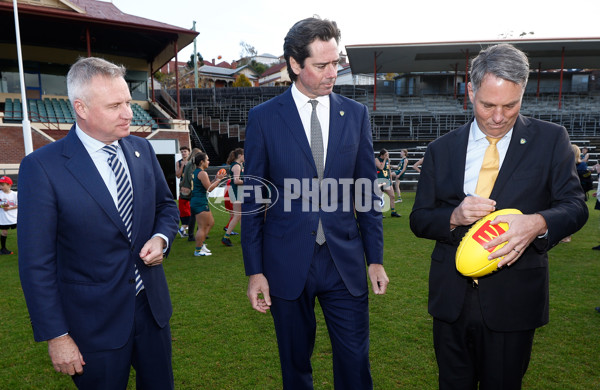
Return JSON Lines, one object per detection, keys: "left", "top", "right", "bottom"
{"left": 1, "top": 193, "right": 599, "bottom": 389}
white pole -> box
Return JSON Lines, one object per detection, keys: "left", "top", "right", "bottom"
{"left": 13, "top": 0, "right": 33, "bottom": 156}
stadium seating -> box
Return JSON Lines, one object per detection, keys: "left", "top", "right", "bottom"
{"left": 3, "top": 98, "right": 157, "bottom": 129}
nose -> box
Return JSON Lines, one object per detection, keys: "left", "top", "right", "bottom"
{"left": 123, "top": 105, "right": 133, "bottom": 120}
{"left": 491, "top": 107, "right": 503, "bottom": 123}
{"left": 326, "top": 63, "right": 338, "bottom": 79}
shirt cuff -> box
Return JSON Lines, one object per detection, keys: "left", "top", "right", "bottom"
{"left": 152, "top": 233, "right": 169, "bottom": 253}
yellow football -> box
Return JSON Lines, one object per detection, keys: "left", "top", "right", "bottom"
{"left": 455, "top": 208, "right": 522, "bottom": 278}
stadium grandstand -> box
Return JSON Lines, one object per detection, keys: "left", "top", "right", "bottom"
{"left": 0, "top": 0, "right": 198, "bottom": 195}
{"left": 170, "top": 38, "right": 600, "bottom": 190}
{"left": 2, "top": 1, "right": 600, "bottom": 192}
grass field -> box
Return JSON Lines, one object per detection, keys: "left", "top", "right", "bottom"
{"left": 1, "top": 193, "right": 599, "bottom": 389}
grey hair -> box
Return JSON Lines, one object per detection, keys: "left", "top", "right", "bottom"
{"left": 67, "top": 57, "right": 126, "bottom": 108}
{"left": 470, "top": 44, "right": 529, "bottom": 93}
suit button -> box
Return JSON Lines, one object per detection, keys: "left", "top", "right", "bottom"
{"left": 311, "top": 231, "right": 316, "bottom": 236}
{"left": 129, "top": 279, "right": 135, "bottom": 284}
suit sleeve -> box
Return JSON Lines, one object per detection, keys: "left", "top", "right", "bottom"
{"left": 410, "top": 142, "right": 464, "bottom": 244}
{"left": 353, "top": 104, "right": 384, "bottom": 265}
{"left": 241, "top": 108, "right": 268, "bottom": 275}
{"left": 536, "top": 127, "right": 588, "bottom": 247}
{"left": 18, "top": 155, "right": 69, "bottom": 342}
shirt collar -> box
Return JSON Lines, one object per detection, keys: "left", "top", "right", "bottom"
{"left": 75, "top": 124, "right": 119, "bottom": 154}
{"left": 470, "top": 119, "right": 513, "bottom": 143}
{"left": 291, "top": 83, "right": 330, "bottom": 111}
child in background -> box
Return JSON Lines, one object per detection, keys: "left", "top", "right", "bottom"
{"left": 0, "top": 176, "right": 17, "bottom": 255}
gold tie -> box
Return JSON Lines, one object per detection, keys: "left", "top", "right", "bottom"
{"left": 475, "top": 137, "right": 500, "bottom": 198}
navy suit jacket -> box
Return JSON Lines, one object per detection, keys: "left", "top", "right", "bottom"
{"left": 241, "top": 88, "right": 383, "bottom": 300}
{"left": 410, "top": 115, "right": 588, "bottom": 331}
{"left": 18, "top": 126, "right": 179, "bottom": 352}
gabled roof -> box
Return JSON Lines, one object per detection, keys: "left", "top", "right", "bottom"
{"left": 0, "top": 0, "right": 198, "bottom": 71}
{"left": 199, "top": 64, "right": 258, "bottom": 79}
{"left": 261, "top": 62, "right": 287, "bottom": 77}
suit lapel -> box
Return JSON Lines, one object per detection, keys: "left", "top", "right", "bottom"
{"left": 277, "top": 89, "right": 317, "bottom": 174}
{"left": 324, "top": 93, "right": 343, "bottom": 178}
{"left": 63, "top": 127, "right": 128, "bottom": 238}
{"left": 491, "top": 115, "right": 534, "bottom": 199}
{"left": 450, "top": 121, "right": 471, "bottom": 196}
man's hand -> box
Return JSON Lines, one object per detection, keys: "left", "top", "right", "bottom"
{"left": 140, "top": 236, "right": 166, "bottom": 266}
{"left": 450, "top": 195, "right": 496, "bottom": 229}
{"left": 247, "top": 273, "right": 271, "bottom": 313}
{"left": 485, "top": 213, "right": 547, "bottom": 268}
{"left": 368, "top": 264, "right": 389, "bottom": 295}
{"left": 47, "top": 334, "right": 85, "bottom": 376}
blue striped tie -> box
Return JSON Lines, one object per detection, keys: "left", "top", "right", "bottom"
{"left": 103, "top": 144, "right": 143, "bottom": 294}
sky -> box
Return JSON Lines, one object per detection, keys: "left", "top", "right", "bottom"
{"left": 111, "top": 0, "right": 600, "bottom": 65}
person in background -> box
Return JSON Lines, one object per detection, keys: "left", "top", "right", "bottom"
{"left": 176, "top": 145, "right": 191, "bottom": 237}
{"left": 242, "top": 16, "right": 388, "bottom": 389}
{"left": 190, "top": 152, "right": 226, "bottom": 256}
{"left": 18, "top": 56, "right": 179, "bottom": 389}
{"left": 391, "top": 148, "right": 408, "bottom": 203}
{"left": 222, "top": 148, "right": 244, "bottom": 247}
{"left": 181, "top": 148, "right": 202, "bottom": 242}
{"left": 580, "top": 146, "right": 590, "bottom": 163}
{"left": 412, "top": 156, "right": 424, "bottom": 173}
{"left": 410, "top": 44, "right": 588, "bottom": 389}
{"left": 0, "top": 175, "right": 17, "bottom": 255}
{"left": 375, "top": 149, "right": 401, "bottom": 217}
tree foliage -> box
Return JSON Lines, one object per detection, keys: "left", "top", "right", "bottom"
{"left": 187, "top": 53, "right": 204, "bottom": 69}
{"left": 233, "top": 74, "right": 252, "bottom": 87}
{"left": 239, "top": 41, "right": 257, "bottom": 58}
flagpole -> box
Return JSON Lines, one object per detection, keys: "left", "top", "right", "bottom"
{"left": 13, "top": 0, "right": 33, "bottom": 155}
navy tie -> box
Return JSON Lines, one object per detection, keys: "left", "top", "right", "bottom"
{"left": 103, "top": 144, "right": 143, "bottom": 294}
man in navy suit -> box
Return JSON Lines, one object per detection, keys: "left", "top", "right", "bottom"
{"left": 410, "top": 44, "right": 588, "bottom": 389}
{"left": 18, "top": 57, "right": 179, "bottom": 389}
{"left": 241, "top": 17, "right": 389, "bottom": 389}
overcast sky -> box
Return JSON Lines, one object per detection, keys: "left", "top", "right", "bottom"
{"left": 112, "top": 0, "right": 600, "bottom": 64}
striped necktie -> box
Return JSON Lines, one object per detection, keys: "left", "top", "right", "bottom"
{"left": 309, "top": 100, "right": 326, "bottom": 245}
{"left": 102, "top": 144, "right": 143, "bottom": 294}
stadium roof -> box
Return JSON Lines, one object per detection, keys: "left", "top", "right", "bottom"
{"left": 0, "top": 0, "right": 198, "bottom": 71}
{"left": 346, "top": 38, "right": 600, "bottom": 74}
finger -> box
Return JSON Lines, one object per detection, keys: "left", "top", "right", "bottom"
{"left": 262, "top": 289, "right": 272, "bottom": 307}
{"left": 377, "top": 279, "right": 389, "bottom": 295}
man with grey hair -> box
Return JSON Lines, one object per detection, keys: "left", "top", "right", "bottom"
{"left": 410, "top": 44, "right": 587, "bottom": 389}
{"left": 19, "top": 56, "right": 178, "bottom": 389}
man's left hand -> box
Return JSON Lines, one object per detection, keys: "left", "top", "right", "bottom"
{"left": 139, "top": 236, "right": 166, "bottom": 266}
{"left": 485, "top": 213, "right": 547, "bottom": 268}
{"left": 368, "top": 264, "right": 389, "bottom": 295}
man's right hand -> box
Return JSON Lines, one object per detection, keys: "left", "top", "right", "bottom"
{"left": 47, "top": 334, "right": 85, "bottom": 376}
{"left": 247, "top": 273, "right": 271, "bottom": 313}
{"left": 450, "top": 195, "right": 496, "bottom": 229}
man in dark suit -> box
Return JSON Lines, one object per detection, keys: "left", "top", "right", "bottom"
{"left": 410, "top": 44, "right": 588, "bottom": 389}
{"left": 18, "top": 57, "right": 179, "bottom": 389}
{"left": 241, "top": 17, "right": 389, "bottom": 389}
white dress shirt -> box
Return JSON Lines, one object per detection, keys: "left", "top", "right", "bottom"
{"left": 291, "top": 83, "right": 330, "bottom": 166}
{"left": 75, "top": 125, "right": 168, "bottom": 248}
{"left": 463, "top": 120, "right": 512, "bottom": 195}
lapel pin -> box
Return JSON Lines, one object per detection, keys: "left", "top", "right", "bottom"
{"left": 520, "top": 138, "right": 526, "bottom": 144}
{"left": 135, "top": 151, "right": 140, "bottom": 157}
{"left": 340, "top": 111, "right": 345, "bottom": 117}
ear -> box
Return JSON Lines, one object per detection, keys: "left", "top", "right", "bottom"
{"left": 73, "top": 99, "right": 87, "bottom": 120}
{"left": 467, "top": 82, "right": 475, "bottom": 104}
{"left": 289, "top": 56, "right": 302, "bottom": 77}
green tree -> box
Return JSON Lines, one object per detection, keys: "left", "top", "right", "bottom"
{"left": 250, "top": 60, "right": 268, "bottom": 76}
{"left": 187, "top": 53, "right": 204, "bottom": 69}
{"left": 232, "top": 74, "right": 252, "bottom": 87}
